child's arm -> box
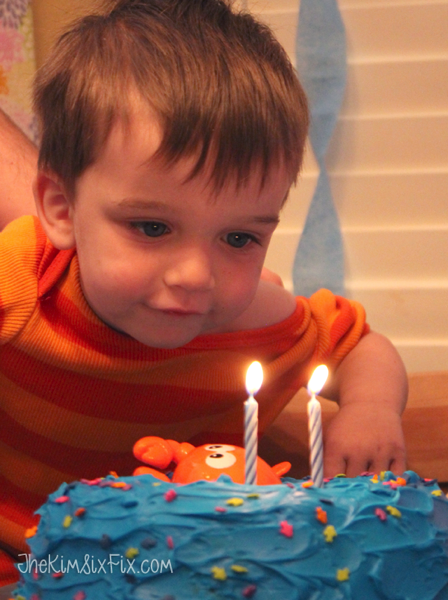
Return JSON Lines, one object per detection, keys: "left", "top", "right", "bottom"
{"left": 236, "top": 281, "right": 407, "bottom": 476}
{"left": 0, "top": 109, "right": 37, "bottom": 229}
{"left": 321, "top": 331, "right": 407, "bottom": 477}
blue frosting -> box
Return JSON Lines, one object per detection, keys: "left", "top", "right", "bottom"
{"left": 13, "top": 471, "right": 448, "bottom": 600}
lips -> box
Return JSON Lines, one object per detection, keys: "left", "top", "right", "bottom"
{"left": 158, "top": 308, "right": 204, "bottom": 316}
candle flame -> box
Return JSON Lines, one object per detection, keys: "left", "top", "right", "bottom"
{"left": 246, "top": 361, "right": 263, "bottom": 396}
{"left": 307, "top": 365, "right": 329, "bottom": 396}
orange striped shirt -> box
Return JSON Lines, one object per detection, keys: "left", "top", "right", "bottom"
{"left": 0, "top": 216, "right": 367, "bottom": 584}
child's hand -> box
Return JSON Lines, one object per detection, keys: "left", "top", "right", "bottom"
{"left": 323, "top": 402, "right": 406, "bottom": 478}
{"left": 321, "top": 330, "right": 408, "bottom": 478}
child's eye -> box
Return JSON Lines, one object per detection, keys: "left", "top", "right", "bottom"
{"left": 226, "top": 232, "right": 258, "bottom": 248}
{"left": 134, "top": 222, "right": 169, "bottom": 238}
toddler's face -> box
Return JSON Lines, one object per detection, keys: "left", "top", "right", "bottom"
{"left": 68, "top": 117, "right": 291, "bottom": 348}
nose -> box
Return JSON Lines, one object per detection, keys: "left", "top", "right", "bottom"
{"left": 163, "top": 246, "right": 215, "bottom": 292}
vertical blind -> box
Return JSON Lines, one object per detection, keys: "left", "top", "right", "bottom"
{"left": 251, "top": 0, "right": 448, "bottom": 373}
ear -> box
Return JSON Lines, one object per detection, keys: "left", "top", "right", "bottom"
{"left": 33, "top": 171, "right": 76, "bottom": 249}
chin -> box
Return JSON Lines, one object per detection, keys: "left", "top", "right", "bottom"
{"left": 132, "top": 329, "right": 201, "bottom": 349}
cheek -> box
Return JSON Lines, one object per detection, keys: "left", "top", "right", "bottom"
{"left": 220, "top": 261, "right": 262, "bottom": 293}
{"left": 217, "top": 267, "right": 260, "bottom": 311}
{"left": 77, "top": 252, "right": 141, "bottom": 314}
{"left": 78, "top": 235, "right": 149, "bottom": 289}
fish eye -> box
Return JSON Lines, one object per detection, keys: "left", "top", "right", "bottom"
{"left": 205, "top": 452, "right": 237, "bottom": 469}
{"left": 204, "top": 444, "right": 235, "bottom": 452}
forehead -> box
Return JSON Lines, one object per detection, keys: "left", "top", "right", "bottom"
{"left": 93, "top": 112, "right": 292, "bottom": 207}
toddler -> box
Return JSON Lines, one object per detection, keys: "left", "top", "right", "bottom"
{"left": 0, "top": 0, "right": 407, "bottom": 586}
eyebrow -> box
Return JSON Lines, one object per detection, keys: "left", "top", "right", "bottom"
{"left": 115, "top": 198, "right": 167, "bottom": 211}
{"left": 251, "top": 215, "right": 281, "bottom": 226}
{"left": 115, "top": 198, "right": 280, "bottom": 226}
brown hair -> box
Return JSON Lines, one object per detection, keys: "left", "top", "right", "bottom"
{"left": 33, "top": 0, "right": 308, "bottom": 195}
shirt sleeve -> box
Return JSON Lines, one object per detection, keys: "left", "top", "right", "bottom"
{"left": 306, "top": 287, "right": 369, "bottom": 368}
{"left": 0, "top": 216, "right": 41, "bottom": 344}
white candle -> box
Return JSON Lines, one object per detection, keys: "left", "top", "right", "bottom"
{"left": 244, "top": 361, "right": 263, "bottom": 485}
{"left": 307, "top": 365, "right": 329, "bottom": 487}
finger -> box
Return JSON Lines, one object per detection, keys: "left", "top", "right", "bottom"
{"left": 370, "top": 446, "right": 407, "bottom": 477}
{"left": 388, "top": 454, "right": 407, "bottom": 476}
{"left": 345, "top": 455, "right": 373, "bottom": 478}
{"left": 324, "top": 454, "right": 347, "bottom": 479}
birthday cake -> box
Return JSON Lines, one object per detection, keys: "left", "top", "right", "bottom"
{"left": 13, "top": 470, "right": 448, "bottom": 600}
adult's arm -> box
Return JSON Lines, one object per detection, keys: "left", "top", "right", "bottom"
{"left": 0, "top": 109, "right": 37, "bottom": 229}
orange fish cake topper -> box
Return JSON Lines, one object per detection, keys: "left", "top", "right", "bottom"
{"left": 133, "top": 436, "right": 290, "bottom": 485}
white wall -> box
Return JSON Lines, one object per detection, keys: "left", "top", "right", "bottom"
{"left": 247, "top": 0, "right": 448, "bottom": 374}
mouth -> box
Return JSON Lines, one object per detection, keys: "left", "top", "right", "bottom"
{"left": 158, "top": 308, "right": 204, "bottom": 317}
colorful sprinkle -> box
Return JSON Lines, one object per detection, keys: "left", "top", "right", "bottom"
{"left": 302, "top": 480, "right": 314, "bottom": 488}
{"left": 375, "top": 508, "right": 387, "bottom": 521}
{"left": 83, "top": 477, "right": 102, "bottom": 486}
{"left": 215, "top": 506, "right": 227, "bottom": 513}
{"left": 432, "top": 490, "right": 443, "bottom": 497}
{"left": 315, "top": 507, "right": 328, "bottom": 524}
{"left": 383, "top": 478, "right": 406, "bottom": 489}
{"left": 164, "top": 489, "right": 178, "bottom": 502}
{"left": 211, "top": 566, "right": 227, "bottom": 581}
{"left": 73, "top": 592, "right": 87, "bottom": 600}
{"left": 52, "top": 571, "right": 64, "bottom": 579}
{"left": 231, "top": 564, "right": 249, "bottom": 573}
{"left": 334, "top": 474, "right": 346, "bottom": 478}
{"left": 247, "top": 493, "right": 260, "bottom": 500}
{"left": 370, "top": 474, "right": 379, "bottom": 483}
{"left": 54, "top": 495, "right": 70, "bottom": 503}
{"left": 166, "top": 535, "right": 174, "bottom": 549}
{"left": 125, "top": 547, "right": 139, "bottom": 560}
{"left": 279, "top": 520, "right": 293, "bottom": 538}
{"left": 109, "top": 471, "right": 119, "bottom": 478}
{"left": 63, "top": 516, "right": 72, "bottom": 528}
{"left": 99, "top": 480, "right": 113, "bottom": 488}
{"left": 226, "top": 498, "right": 244, "bottom": 507}
{"left": 336, "top": 567, "right": 350, "bottom": 582}
{"left": 242, "top": 584, "right": 257, "bottom": 597}
{"left": 386, "top": 506, "right": 402, "bottom": 518}
{"left": 323, "top": 525, "right": 337, "bottom": 543}
{"left": 110, "top": 481, "right": 132, "bottom": 490}
{"left": 25, "top": 526, "right": 38, "bottom": 538}
{"left": 424, "top": 478, "right": 437, "bottom": 486}
{"left": 74, "top": 507, "right": 86, "bottom": 518}
{"left": 100, "top": 534, "right": 112, "bottom": 549}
